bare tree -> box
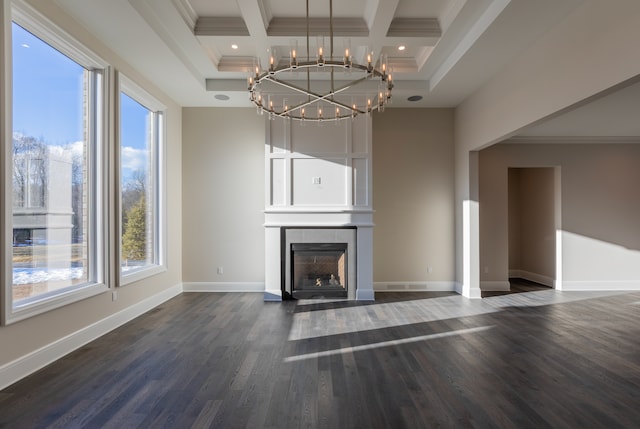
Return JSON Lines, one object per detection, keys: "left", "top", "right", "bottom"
{"left": 12, "top": 134, "right": 47, "bottom": 208}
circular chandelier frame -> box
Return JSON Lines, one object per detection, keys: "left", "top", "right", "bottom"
{"left": 247, "top": 0, "right": 394, "bottom": 122}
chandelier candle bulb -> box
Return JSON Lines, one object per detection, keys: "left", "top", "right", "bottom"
{"left": 269, "top": 52, "right": 276, "bottom": 74}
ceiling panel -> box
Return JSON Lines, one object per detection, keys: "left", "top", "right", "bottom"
{"left": 265, "top": 0, "right": 369, "bottom": 18}
{"left": 393, "top": 0, "right": 452, "bottom": 19}
{"left": 188, "top": 0, "right": 241, "bottom": 16}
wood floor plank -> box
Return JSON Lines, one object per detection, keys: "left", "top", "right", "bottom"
{"left": 2, "top": 285, "right": 640, "bottom": 428}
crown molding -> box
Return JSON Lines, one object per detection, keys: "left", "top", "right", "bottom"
{"left": 195, "top": 17, "right": 250, "bottom": 36}
{"left": 387, "top": 18, "right": 441, "bottom": 38}
{"left": 266, "top": 17, "right": 369, "bottom": 37}
{"left": 216, "top": 56, "right": 255, "bottom": 72}
{"left": 504, "top": 136, "right": 640, "bottom": 145}
{"left": 171, "top": 0, "right": 198, "bottom": 30}
{"left": 388, "top": 57, "right": 418, "bottom": 73}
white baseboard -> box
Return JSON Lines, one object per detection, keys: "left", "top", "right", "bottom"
{"left": 454, "top": 282, "right": 463, "bottom": 295}
{"left": 559, "top": 280, "right": 640, "bottom": 291}
{"left": 356, "top": 289, "right": 375, "bottom": 301}
{"left": 374, "top": 281, "right": 456, "bottom": 292}
{"left": 0, "top": 283, "right": 183, "bottom": 392}
{"left": 481, "top": 281, "right": 511, "bottom": 291}
{"left": 509, "top": 270, "right": 554, "bottom": 287}
{"left": 182, "top": 282, "right": 265, "bottom": 293}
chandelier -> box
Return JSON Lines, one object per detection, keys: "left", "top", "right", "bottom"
{"left": 248, "top": 0, "right": 393, "bottom": 122}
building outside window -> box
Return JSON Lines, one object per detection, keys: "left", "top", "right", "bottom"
{"left": 4, "top": 9, "right": 107, "bottom": 323}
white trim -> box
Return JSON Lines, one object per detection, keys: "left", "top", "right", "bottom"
{"left": 171, "top": 0, "right": 198, "bottom": 30}
{"left": 374, "top": 281, "right": 457, "bottom": 292}
{"left": 559, "top": 281, "right": 640, "bottom": 291}
{"left": 480, "top": 281, "right": 511, "bottom": 291}
{"left": 505, "top": 136, "right": 640, "bottom": 145}
{"left": 8, "top": 283, "right": 109, "bottom": 324}
{"left": 12, "top": 0, "right": 107, "bottom": 68}
{"left": 182, "top": 282, "right": 266, "bottom": 293}
{"left": 117, "top": 72, "right": 167, "bottom": 287}
{"left": 120, "top": 265, "right": 167, "bottom": 286}
{"left": 1, "top": 0, "right": 13, "bottom": 325}
{"left": 3, "top": 9, "right": 110, "bottom": 324}
{"left": 264, "top": 290, "right": 282, "bottom": 301}
{"left": 356, "top": 288, "right": 375, "bottom": 301}
{"left": 454, "top": 281, "right": 463, "bottom": 295}
{"left": 119, "top": 73, "right": 166, "bottom": 111}
{"left": 0, "top": 283, "right": 182, "bottom": 391}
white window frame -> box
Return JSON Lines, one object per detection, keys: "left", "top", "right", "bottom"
{"left": 117, "top": 73, "right": 166, "bottom": 286}
{"left": 1, "top": 1, "right": 110, "bottom": 324}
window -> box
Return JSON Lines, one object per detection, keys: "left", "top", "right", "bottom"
{"left": 119, "top": 75, "right": 165, "bottom": 284}
{"left": 3, "top": 6, "right": 108, "bottom": 324}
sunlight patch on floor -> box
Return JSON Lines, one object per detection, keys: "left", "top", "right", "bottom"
{"left": 483, "top": 289, "right": 632, "bottom": 309}
{"left": 287, "top": 295, "right": 499, "bottom": 341}
{"left": 284, "top": 325, "right": 494, "bottom": 362}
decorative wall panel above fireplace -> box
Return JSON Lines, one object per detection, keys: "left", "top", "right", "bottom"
{"left": 265, "top": 114, "right": 372, "bottom": 209}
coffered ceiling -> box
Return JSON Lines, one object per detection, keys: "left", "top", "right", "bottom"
{"left": 45, "top": 0, "right": 640, "bottom": 138}
{"left": 55, "top": 0, "right": 590, "bottom": 110}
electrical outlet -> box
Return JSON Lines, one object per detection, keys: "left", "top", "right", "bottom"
{"left": 217, "top": 266, "right": 224, "bottom": 275}
{"left": 112, "top": 291, "right": 117, "bottom": 301}
{"left": 427, "top": 266, "right": 433, "bottom": 273}
{"left": 484, "top": 266, "right": 489, "bottom": 274}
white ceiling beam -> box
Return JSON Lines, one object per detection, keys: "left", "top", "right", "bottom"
{"left": 364, "top": 0, "right": 400, "bottom": 62}
{"left": 236, "top": 0, "right": 271, "bottom": 69}
{"left": 129, "top": 0, "right": 208, "bottom": 87}
{"left": 430, "top": 0, "right": 511, "bottom": 91}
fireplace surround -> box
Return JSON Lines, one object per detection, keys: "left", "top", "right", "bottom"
{"left": 283, "top": 227, "right": 356, "bottom": 300}
{"left": 265, "top": 216, "right": 373, "bottom": 301}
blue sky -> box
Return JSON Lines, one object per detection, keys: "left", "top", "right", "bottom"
{"left": 12, "top": 23, "right": 148, "bottom": 179}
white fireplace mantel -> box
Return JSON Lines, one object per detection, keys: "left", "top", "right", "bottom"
{"left": 263, "top": 116, "right": 374, "bottom": 302}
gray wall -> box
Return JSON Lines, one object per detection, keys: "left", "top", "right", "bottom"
{"left": 372, "top": 109, "right": 456, "bottom": 288}
{"left": 480, "top": 142, "right": 640, "bottom": 290}
{"left": 180, "top": 108, "right": 458, "bottom": 290}
{"left": 181, "top": 108, "right": 265, "bottom": 285}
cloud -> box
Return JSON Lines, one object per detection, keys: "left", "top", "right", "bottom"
{"left": 121, "top": 146, "right": 147, "bottom": 173}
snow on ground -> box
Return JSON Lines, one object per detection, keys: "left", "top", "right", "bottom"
{"left": 13, "top": 266, "right": 137, "bottom": 284}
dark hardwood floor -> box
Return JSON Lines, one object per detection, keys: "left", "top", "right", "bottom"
{"left": 482, "top": 278, "right": 553, "bottom": 298}
{"left": 1, "top": 288, "right": 640, "bottom": 428}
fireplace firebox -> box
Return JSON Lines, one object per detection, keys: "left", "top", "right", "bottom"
{"left": 291, "top": 243, "right": 347, "bottom": 299}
